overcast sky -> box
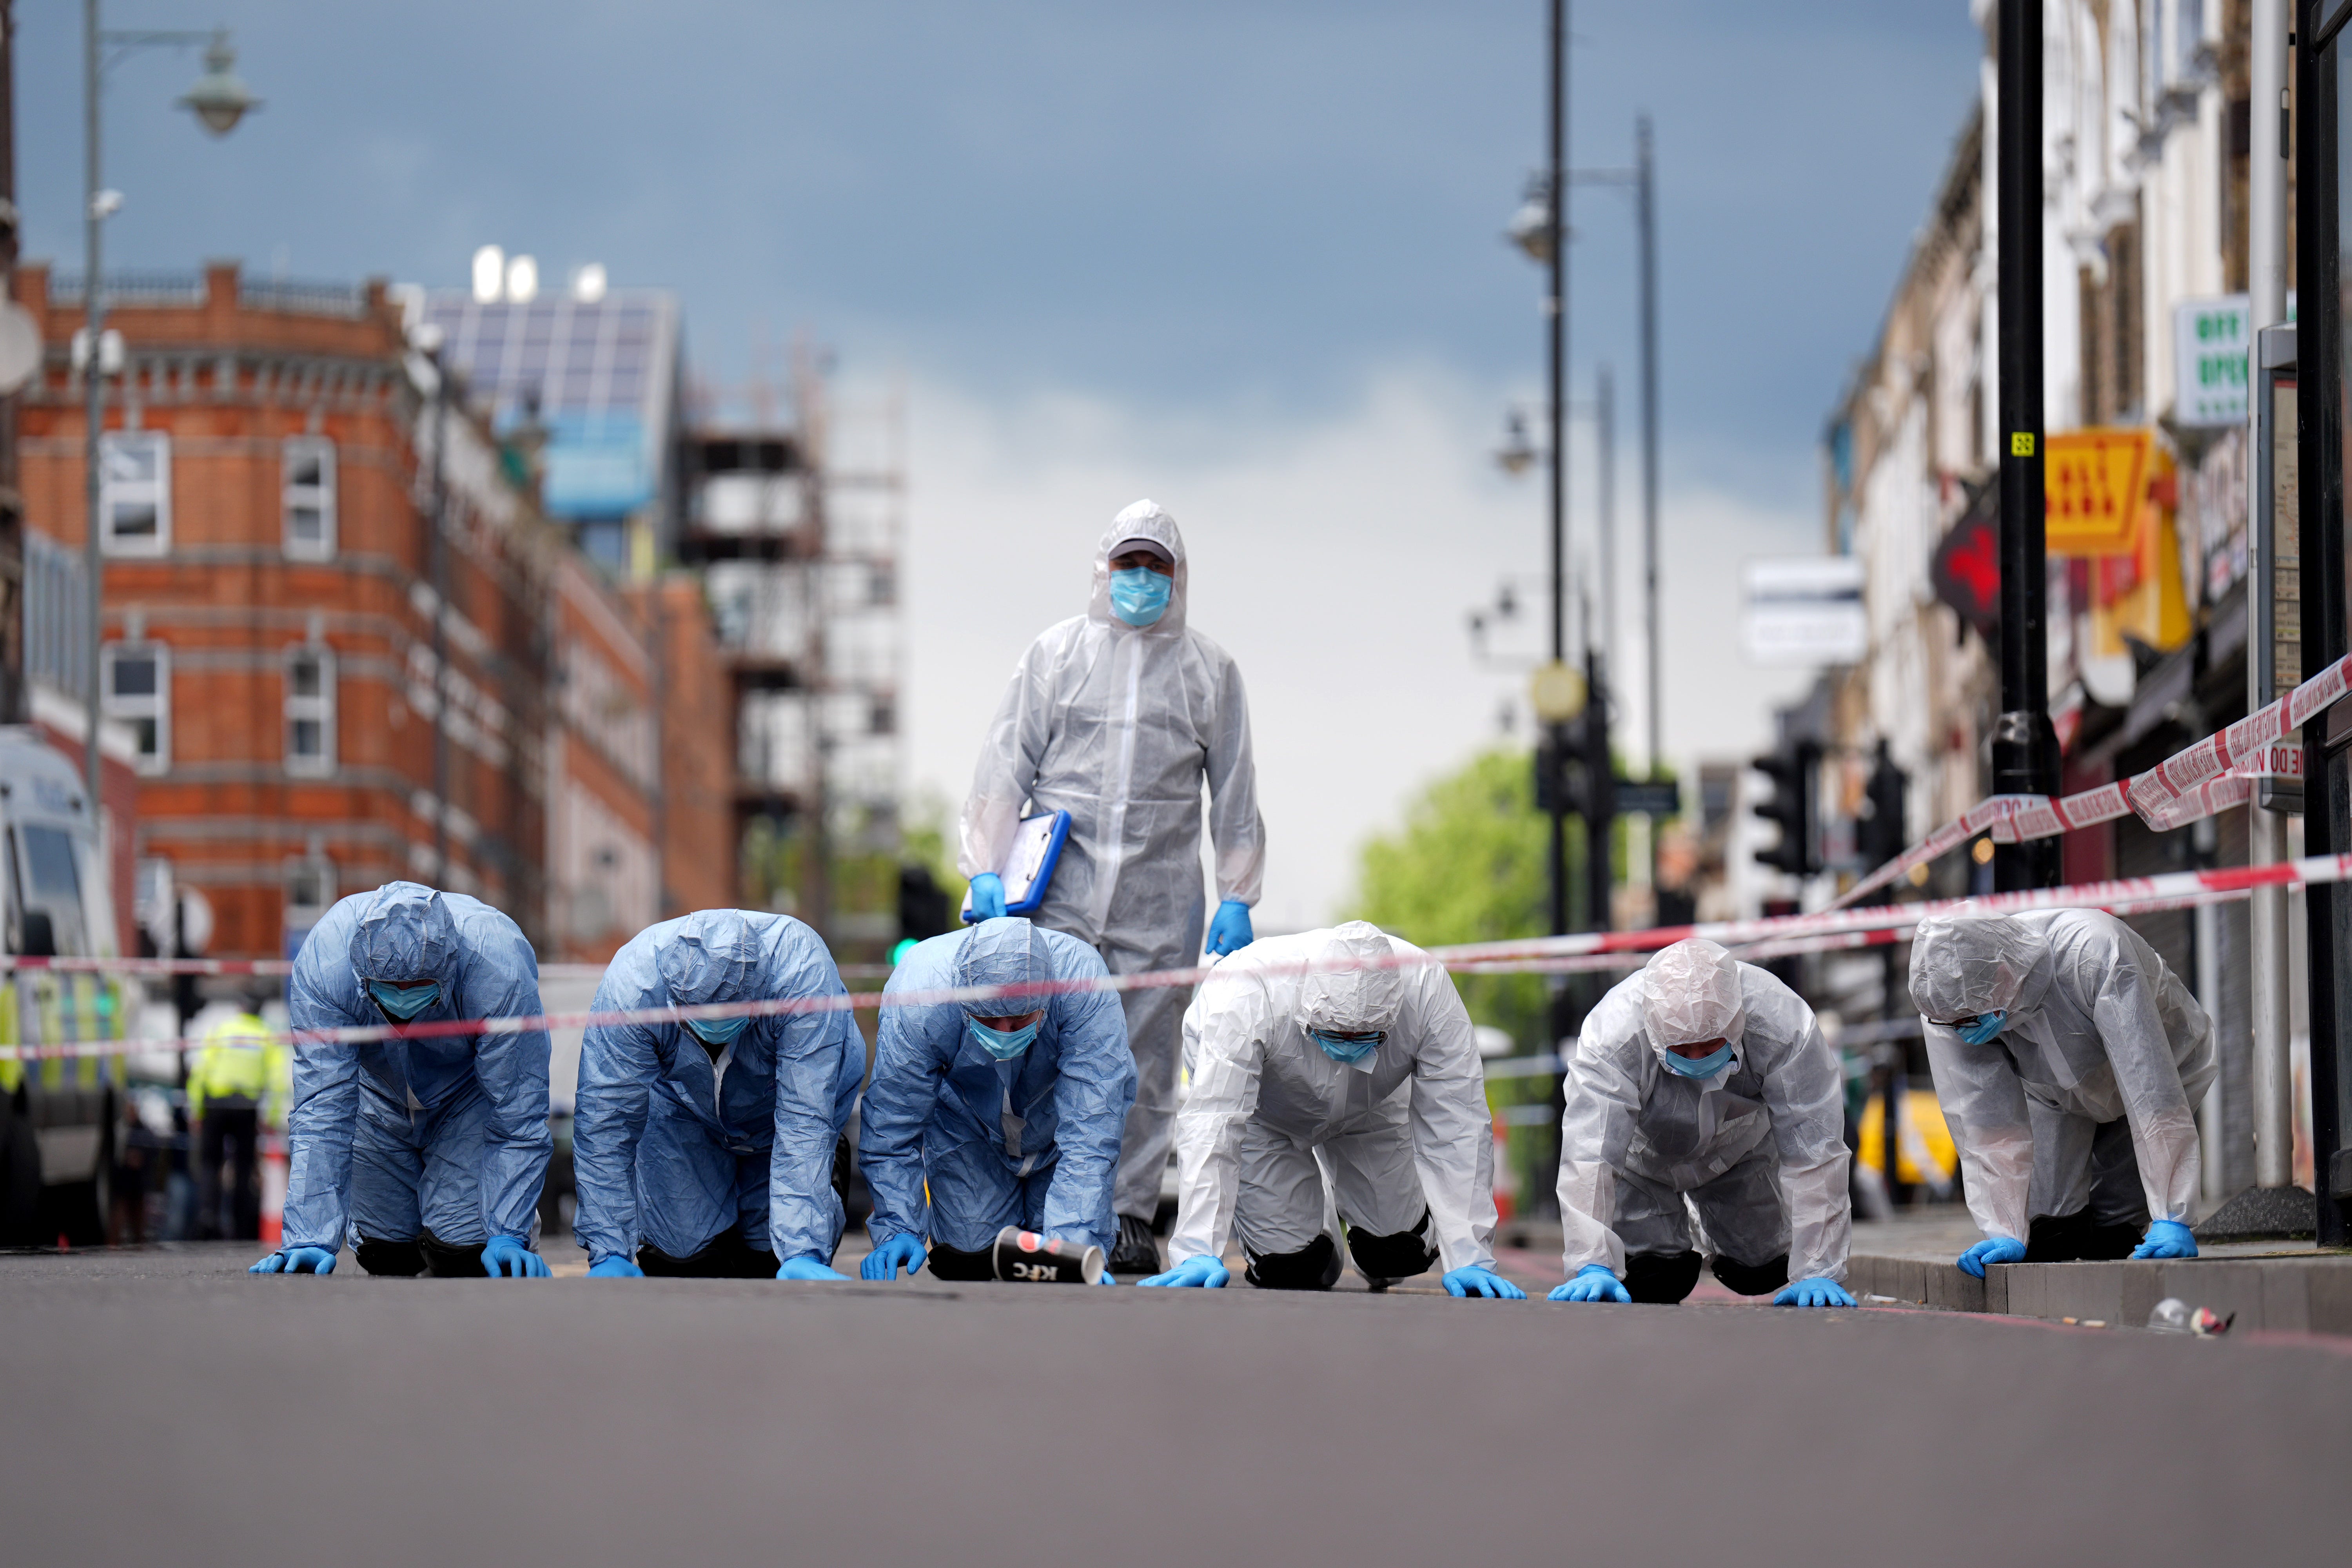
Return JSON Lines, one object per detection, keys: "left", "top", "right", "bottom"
{"left": 15, "top": 1, "right": 1984, "bottom": 930}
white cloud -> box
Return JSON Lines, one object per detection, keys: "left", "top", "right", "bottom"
{"left": 899, "top": 365, "right": 1822, "bottom": 933}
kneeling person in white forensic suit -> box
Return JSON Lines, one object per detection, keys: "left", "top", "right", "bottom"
{"left": 1551, "top": 938, "right": 1854, "bottom": 1307}
{"left": 1140, "top": 921, "right": 1521, "bottom": 1298}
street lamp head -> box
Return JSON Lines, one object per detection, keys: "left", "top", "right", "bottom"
{"left": 1506, "top": 195, "right": 1553, "bottom": 264}
{"left": 1495, "top": 409, "right": 1539, "bottom": 475}
{"left": 178, "top": 33, "right": 260, "bottom": 137}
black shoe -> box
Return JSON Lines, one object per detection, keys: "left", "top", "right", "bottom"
{"left": 1108, "top": 1214, "right": 1161, "bottom": 1278}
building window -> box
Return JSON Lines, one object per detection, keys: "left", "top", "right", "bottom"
{"left": 102, "top": 641, "right": 170, "bottom": 774}
{"left": 99, "top": 432, "right": 171, "bottom": 556}
{"left": 285, "top": 644, "right": 336, "bottom": 776}
{"left": 283, "top": 437, "right": 337, "bottom": 559}
{"left": 285, "top": 856, "right": 335, "bottom": 950}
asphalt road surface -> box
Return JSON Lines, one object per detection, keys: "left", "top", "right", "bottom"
{"left": 4, "top": 1242, "right": 2347, "bottom": 1568}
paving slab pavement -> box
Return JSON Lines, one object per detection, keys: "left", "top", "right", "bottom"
{"left": 4, "top": 1241, "right": 2348, "bottom": 1567}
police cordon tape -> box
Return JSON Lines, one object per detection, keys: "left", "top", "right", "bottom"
{"left": 0, "top": 956, "right": 899, "bottom": 982}
{"left": 2, "top": 856, "right": 2332, "bottom": 1064}
{"left": 1830, "top": 649, "right": 2352, "bottom": 912}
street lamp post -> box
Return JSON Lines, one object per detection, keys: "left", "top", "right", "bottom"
{"left": 79, "top": 3, "right": 256, "bottom": 813}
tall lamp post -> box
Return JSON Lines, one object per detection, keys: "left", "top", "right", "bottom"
{"left": 1989, "top": 0, "right": 2057, "bottom": 891}
{"left": 80, "top": 6, "right": 257, "bottom": 811}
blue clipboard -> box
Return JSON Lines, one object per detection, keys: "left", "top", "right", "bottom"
{"left": 961, "top": 810, "right": 1073, "bottom": 922}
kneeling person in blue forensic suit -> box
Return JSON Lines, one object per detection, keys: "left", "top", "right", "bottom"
{"left": 252, "top": 881, "right": 554, "bottom": 1279}
{"left": 572, "top": 909, "right": 867, "bottom": 1280}
{"left": 858, "top": 918, "right": 1135, "bottom": 1283}
{"left": 1549, "top": 938, "right": 1854, "bottom": 1307}
{"left": 1142, "top": 921, "right": 1522, "bottom": 1298}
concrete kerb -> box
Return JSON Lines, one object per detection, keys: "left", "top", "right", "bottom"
{"left": 1848, "top": 1250, "right": 2352, "bottom": 1334}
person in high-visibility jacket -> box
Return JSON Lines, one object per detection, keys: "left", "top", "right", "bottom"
{"left": 190, "top": 991, "right": 273, "bottom": 1241}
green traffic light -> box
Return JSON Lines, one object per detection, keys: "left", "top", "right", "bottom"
{"left": 890, "top": 938, "right": 920, "bottom": 966}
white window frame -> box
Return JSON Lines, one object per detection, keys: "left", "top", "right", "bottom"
{"left": 283, "top": 643, "right": 336, "bottom": 777}
{"left": 282, "top": 436, "right": 338, "bottom": 560}
{"left": 99, "top": 432, "right": 171, "bottom": 557}
{"left": 101, "top": 640, "right": 171, "bottom": 775}
{"left": 284, "top": 854, "right": 336, "bottom": 938}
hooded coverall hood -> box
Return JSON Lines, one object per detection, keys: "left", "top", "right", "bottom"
{"left": 1089, "top": 500, "right": 1189, "bottom": 637}
{"left": 1640, "top": 938, "right": 1748, "bottom": 1058}
{"left": 1909, "top": 913, "right": 2049, "bottom": 1023}
{"left": 656, "top": 908, "right": 764, "bottom": 1008}
{"left": 1297, "top": 920, "right": 1406, "bottom": 1037}
{"left": 347, "top": 881, "right": 461, "bottom": 985}
{"left": 955, "top": 917, "right": 1054, "bottom": 1018}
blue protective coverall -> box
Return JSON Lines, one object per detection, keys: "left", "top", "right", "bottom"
{"left": 281, "top": 882, "right": 552, "bottom": 1252}
{"left": 860, "top": 919, "right": 1136, "bottom": 1256}
{"left": 572, "top": 910, "right": 866, "bottom": 1269}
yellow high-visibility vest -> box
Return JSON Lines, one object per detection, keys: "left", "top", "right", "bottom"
{"left": 189, "top": 1011, "right": 272, "bottom": 1118}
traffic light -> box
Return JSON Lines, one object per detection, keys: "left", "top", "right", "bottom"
{"left": 897, "top": 863, "right": 951, "bottom": 946}
{"left": 1751, "top": 739, "right": 1821, "bottom": 878}
{"left": 1859, "top": 740, "right": 1908, "bottom": 872}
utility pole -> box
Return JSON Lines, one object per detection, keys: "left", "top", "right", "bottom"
{"left": 82, "top": 0, "right": 105, "bottom": 814}
{"left": 2246, "top": 0, "right": 2295, "bottom": 1196}
{"left": 1596, "top": 363, "right": 1616, "bottom": 677}
{"left": 1991, "top": 0, "right": 2058, "bottom": 892}
{"left": 1545, "top": 0, "right": 1570, "bottom": 947}
{"left": 1636, "top": 114, "right": 1661, "bottom": 779}
{"left": 0, "top": 0, "right": 21, "bottom": 728}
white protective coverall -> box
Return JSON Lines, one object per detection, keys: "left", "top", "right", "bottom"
{"left": 959, "top": 501, "right": 1265, "bottom": 1221}
{"left": 1556, "top": 940, "right": 1851, "bottom": 1284}
{"left": 1168, "top": 923, "right": 1499, "bottom": 1282}
{"left": 1909, "top": 910, "right": 2214, "bottom": 1245}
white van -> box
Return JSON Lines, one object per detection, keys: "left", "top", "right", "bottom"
{"left": 0, "top": 726, "right": 128, "bottom": 1245}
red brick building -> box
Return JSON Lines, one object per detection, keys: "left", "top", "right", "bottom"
{"left": 12, "top": 260, "right": 732, "bottom": 962}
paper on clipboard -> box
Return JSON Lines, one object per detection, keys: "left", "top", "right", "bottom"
{"left": 960, "top": 810, "right": 1073, "bottom": 922}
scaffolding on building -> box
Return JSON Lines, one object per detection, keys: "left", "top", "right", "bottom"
{"left": 680, "top": 341, "right": 905, "bottom": 956}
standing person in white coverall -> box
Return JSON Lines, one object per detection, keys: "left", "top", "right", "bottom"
{"left": 1909, "top": 911, "right": 2214, "bottom": 1275}
{"left": 960, "top": 500, "right": 1265, "bottom": 1279}
{"left": 1550, "top": 939, "right": 1855, "bottom": 1307}
{"left": 1138, "top": 921, "right": 1523, "bottom": 1297}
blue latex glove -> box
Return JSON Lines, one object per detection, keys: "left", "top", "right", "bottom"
{"left": 1099, "top": 1271, "right": 1117, "bottom": 1286}
{"left": 967, "top": 872, "right": 1007, "bottom": 921}
{"left": 1443, "top": 1265, "right": 1527, "bottom": 1299}
{"left": 1956, "top": 1236, "right": 2028, "bottom": 1278}
{"left": 1774, "top": 1276, "right": 1858, "bottom": 1308}
{"left": 777, "top": 1254, "right": 851, "bottom": 1282}
{"left": 481, "top": 1236, "right": 550, "bottom": 1278}
{"left": 1137, "top": 1253, "right": 1230, "bottom": 1289}
{"left": 861, "top": 1232, "right": 928, "bottom": 1281}
{"left": 1205, "top": 900, "right": 1254, "bottom": 957}
{"left": 2131, "top": 1219, "right": 2199, "bottom": 1259}
{"left": 1548, "top": 1263, "right": 1632, "bottom": 1303}
{"left": 249, "top": 1246, "right": 337, "bottom": 1275}
{"left": 587, "top": 1256, "right": 645, "bottom": 1278}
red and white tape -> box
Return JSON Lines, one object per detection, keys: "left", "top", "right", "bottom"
{"left": 1832, "top": 650, "right": 2350, "bottom": 911}
{"left": 5, "top": 857, "right": 2332, "bottom": 1065}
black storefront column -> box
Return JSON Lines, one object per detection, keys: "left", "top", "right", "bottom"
{"left": 2295, "top": 4, "right": 2351, "bottom": 1245}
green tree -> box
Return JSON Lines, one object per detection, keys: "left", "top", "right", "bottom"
{"left": 1346, "top": 748, "right": 1580, "bottom": 1051}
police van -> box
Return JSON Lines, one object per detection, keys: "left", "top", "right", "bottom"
{"left": 0, "top": 726, "right": 127, "bottom": 1245}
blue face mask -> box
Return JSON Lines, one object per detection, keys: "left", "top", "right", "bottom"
{"left": 1309, "top": 1029, "right": 1382, "bottom": 1065}
{"left": 684, "top": 1013, "right": 751, "bottom": 1048}
{"left": 1956, "top": 1011, "right": 2008, "bottom": 1046}
{"left": 367, "top": 980, "right": 441, "bottom": 1021}
{"left": 1108, "top": 567, "right": 1172, "bottom": 627}
{"left": 1660, "top": 1040, "right": 1735, "bottom": 1079}
{"left": 968, "top": 1016, "right": 1042, "bottom": 1060}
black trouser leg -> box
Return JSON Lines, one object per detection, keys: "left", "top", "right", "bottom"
{"left": 195, "top": 1114, "right": 227, "bottom": 1241}
{"left": 1243, "top": 1231, "right": 1343, "bottom": 1291}
{"left": 1710, "top": 1251, "right": 1790, "bottom": 1297}
{"left": 638, "top": 1228, "right": 784, "bottom": 1279}
{"left": 1622, "top": 1249, "right": 1704, "bottom": 1304}
{"left": 223, "top": 1107, "right": 260, "bottom": 1241}
{"left": 418, "top": 1229, "right": 489, "bottom": 1277}
{"left": 924, "top": 1238, "right": 996, "bottom": 1281}
{"left": 354, "top": 1237, "right": 426, "bottom": 1276}
{"left": 1344, "top": 1209, "right": 1437, "bottom": 1285}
